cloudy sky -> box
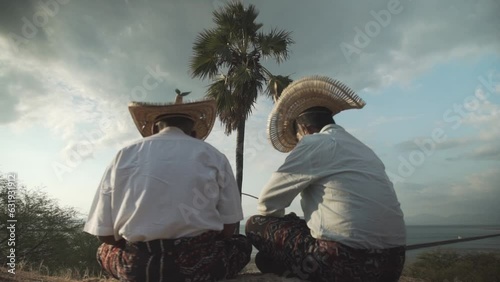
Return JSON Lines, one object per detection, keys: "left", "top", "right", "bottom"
{"left": 1, "top": 0, "right": 499, "bottom": 224}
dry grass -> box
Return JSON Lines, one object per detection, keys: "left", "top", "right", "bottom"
{"left": 1, "top": 257, "right": 423, "bottom": 281}
{"left": 0, "top": 267, "right": 110, "bottom": 282}
{"left": 1, "top": 264, "right": 421, "bottom": 282}
{"left": 0, "top": 262, "right": 111, "bottom": 282}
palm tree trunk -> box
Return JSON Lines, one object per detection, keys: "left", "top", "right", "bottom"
{"left": 235, "top": 119, "right": 245, "bottom": 234}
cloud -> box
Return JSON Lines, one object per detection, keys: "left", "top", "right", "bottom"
{"left": 398, "top": 168, "right": 500, "bottom": 219}
{"left": 1, "top": 0, "right": 499, "bottom": 181}
{"left": 446, "top": 144, "right": 500, "bottom": 161}
{"left": 368, "top": 115, "right": 421, "bottom": 127}
{"left": 0, "top": 1, "right": 46, "bottom": 47}
{"left": 0, "top": 1, "right": 218, "bottom": 164}
{"left": 394, "top": 80, "right": 500, "bottom": 161}
{"left": 14, "top": 1, "right": 483, "bottom": 93}
{"left": 447, "top": 87, "right": 500, "bottom": 161}
{"left": 453, "top": 169, "right": 500, "bottom": 195}
{"left": 395, "top": 137, "right": 475, "bottom": 151}
{"left": 468, "top": 146, "right": 500, "bottom": 160}
{"left": 2, "top": 0, "right": 499, "bottom": 124}
{"left": 256, "top": 0, "right": 500, "bottom": 91}
{"left": 360, "top": 0, "right": 500, "bottom": 89}
{"left": 0, "top": 92, "right": 19, "bottom": 124}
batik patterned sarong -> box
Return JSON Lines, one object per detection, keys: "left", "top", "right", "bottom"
{"left": 97, "top": 231, "right": 251, "bottom": 282}
{"left": 245, "top": 214, "right": 405, "bottom": 282}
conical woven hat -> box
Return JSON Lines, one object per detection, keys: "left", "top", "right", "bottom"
{"left": 268, "top": 76, "right": 366, "bottom": 152}
{"left": 128, "top": 95, "right": 216, "bottom": 140}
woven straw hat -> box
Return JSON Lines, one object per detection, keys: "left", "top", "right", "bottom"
{"left": 268, "top": 76, "right": 366, "bottom": 152}
{"left": 128, "top": 94, "right": 216, "bottom": 140}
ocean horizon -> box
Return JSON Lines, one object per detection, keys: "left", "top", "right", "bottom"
{"left": 239, "top": 224, "right": 500, "bottom": 264}
{"left": 404, "top": 224, "right": 500, "bottom": 263}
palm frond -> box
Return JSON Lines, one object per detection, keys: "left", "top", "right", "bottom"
{"left": 208, "top": 71, "right": 265, "bottom": 134}
{"left": 206, "top": 77, "right": 234, "bottom": 114}
{"left": 190, "top": 29, "right": 221, "bottom": 79}
{"left": 192, "top": 29, "right": 239, "bottom": 78}
{"left": 213, "top": 1, "right": 242, "bottom": 27}
{"left": 213, "top": 1, "right": 262, "bottom": 48}
{"left": 213, "top": 1, "right": 260, "bottom": 31}
{"left": 258, "top": 28, "right": 294, "bottom": 64}
{"left": 265, "top": 74, "right": 293, "bottom": 102}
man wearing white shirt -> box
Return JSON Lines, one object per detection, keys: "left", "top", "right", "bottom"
{"left": 84, "top": 94, "right": 251, "bottom": 281}
{"left": 245, "top": 76, "right": 406, "bottom": 282}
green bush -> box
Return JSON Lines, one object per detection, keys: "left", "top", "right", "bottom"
{"left": 0, "top": 177, "right": 102, "bottom": 277}
{"left": 404, "top": 249, "right": 500, "bottom": 282}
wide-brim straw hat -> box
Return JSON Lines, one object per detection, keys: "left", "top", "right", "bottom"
{"left": 128, "top": 96, "right": 216, "bottom": 140}
{"left": 268, "top": 75, "right": 366, "bottom": 152}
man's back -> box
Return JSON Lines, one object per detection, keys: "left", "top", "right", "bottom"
{"left": 300, "top": 124, "right": 406, "bottom": 248}
{"left": 258, "top": 123, "right": 406, "bottom": 249}
{"left": 85, "top": 127, "right": 242, "bottom": 242}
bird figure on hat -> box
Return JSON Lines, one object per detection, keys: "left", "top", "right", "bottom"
{"left": 175, "top": 89, "right": 191, "bottom": 104}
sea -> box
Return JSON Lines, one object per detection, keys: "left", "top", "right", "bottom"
{"left": 239, "top": 224, "right": 500, "bottom": 265}
{"left": 404, "top": 225, "right": 500, "bottom": 263}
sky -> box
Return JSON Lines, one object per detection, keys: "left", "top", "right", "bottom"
{"left": 1, "top": 0, "right": 499, "bottom": 225}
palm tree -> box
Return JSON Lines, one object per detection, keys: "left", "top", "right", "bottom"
{"left": 190, "top": 1, "right": 294, "bottom": 201}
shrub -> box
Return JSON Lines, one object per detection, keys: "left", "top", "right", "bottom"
{"left": 404, "top": 249, "right": 500, "bottom": 282}
{"left": 0, "top": 177, "right": 102, "bottom": 276}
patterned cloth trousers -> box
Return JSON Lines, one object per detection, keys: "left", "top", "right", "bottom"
{"left": 97, "top": 231, "right": 252, "bottom": 282}
{"left": 245, "top": 214, "right": 406, "bottom": 282}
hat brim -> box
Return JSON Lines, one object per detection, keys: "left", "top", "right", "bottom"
{"left": 268, "top": 76, "right": 366, "bottom": 152}
{"left": 128, "top": 100, "right": 216, "bottom": 140}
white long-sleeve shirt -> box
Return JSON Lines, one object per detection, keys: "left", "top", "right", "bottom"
{"left": 84, "top": 127, "right": 243, "bottom": 242}
{"left": 258, "top": 124, "right": 406, "bottom": 249}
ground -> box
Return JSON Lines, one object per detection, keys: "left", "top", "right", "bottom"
{"left": 1, "top": 263, "right": 423, "bottom": 282}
